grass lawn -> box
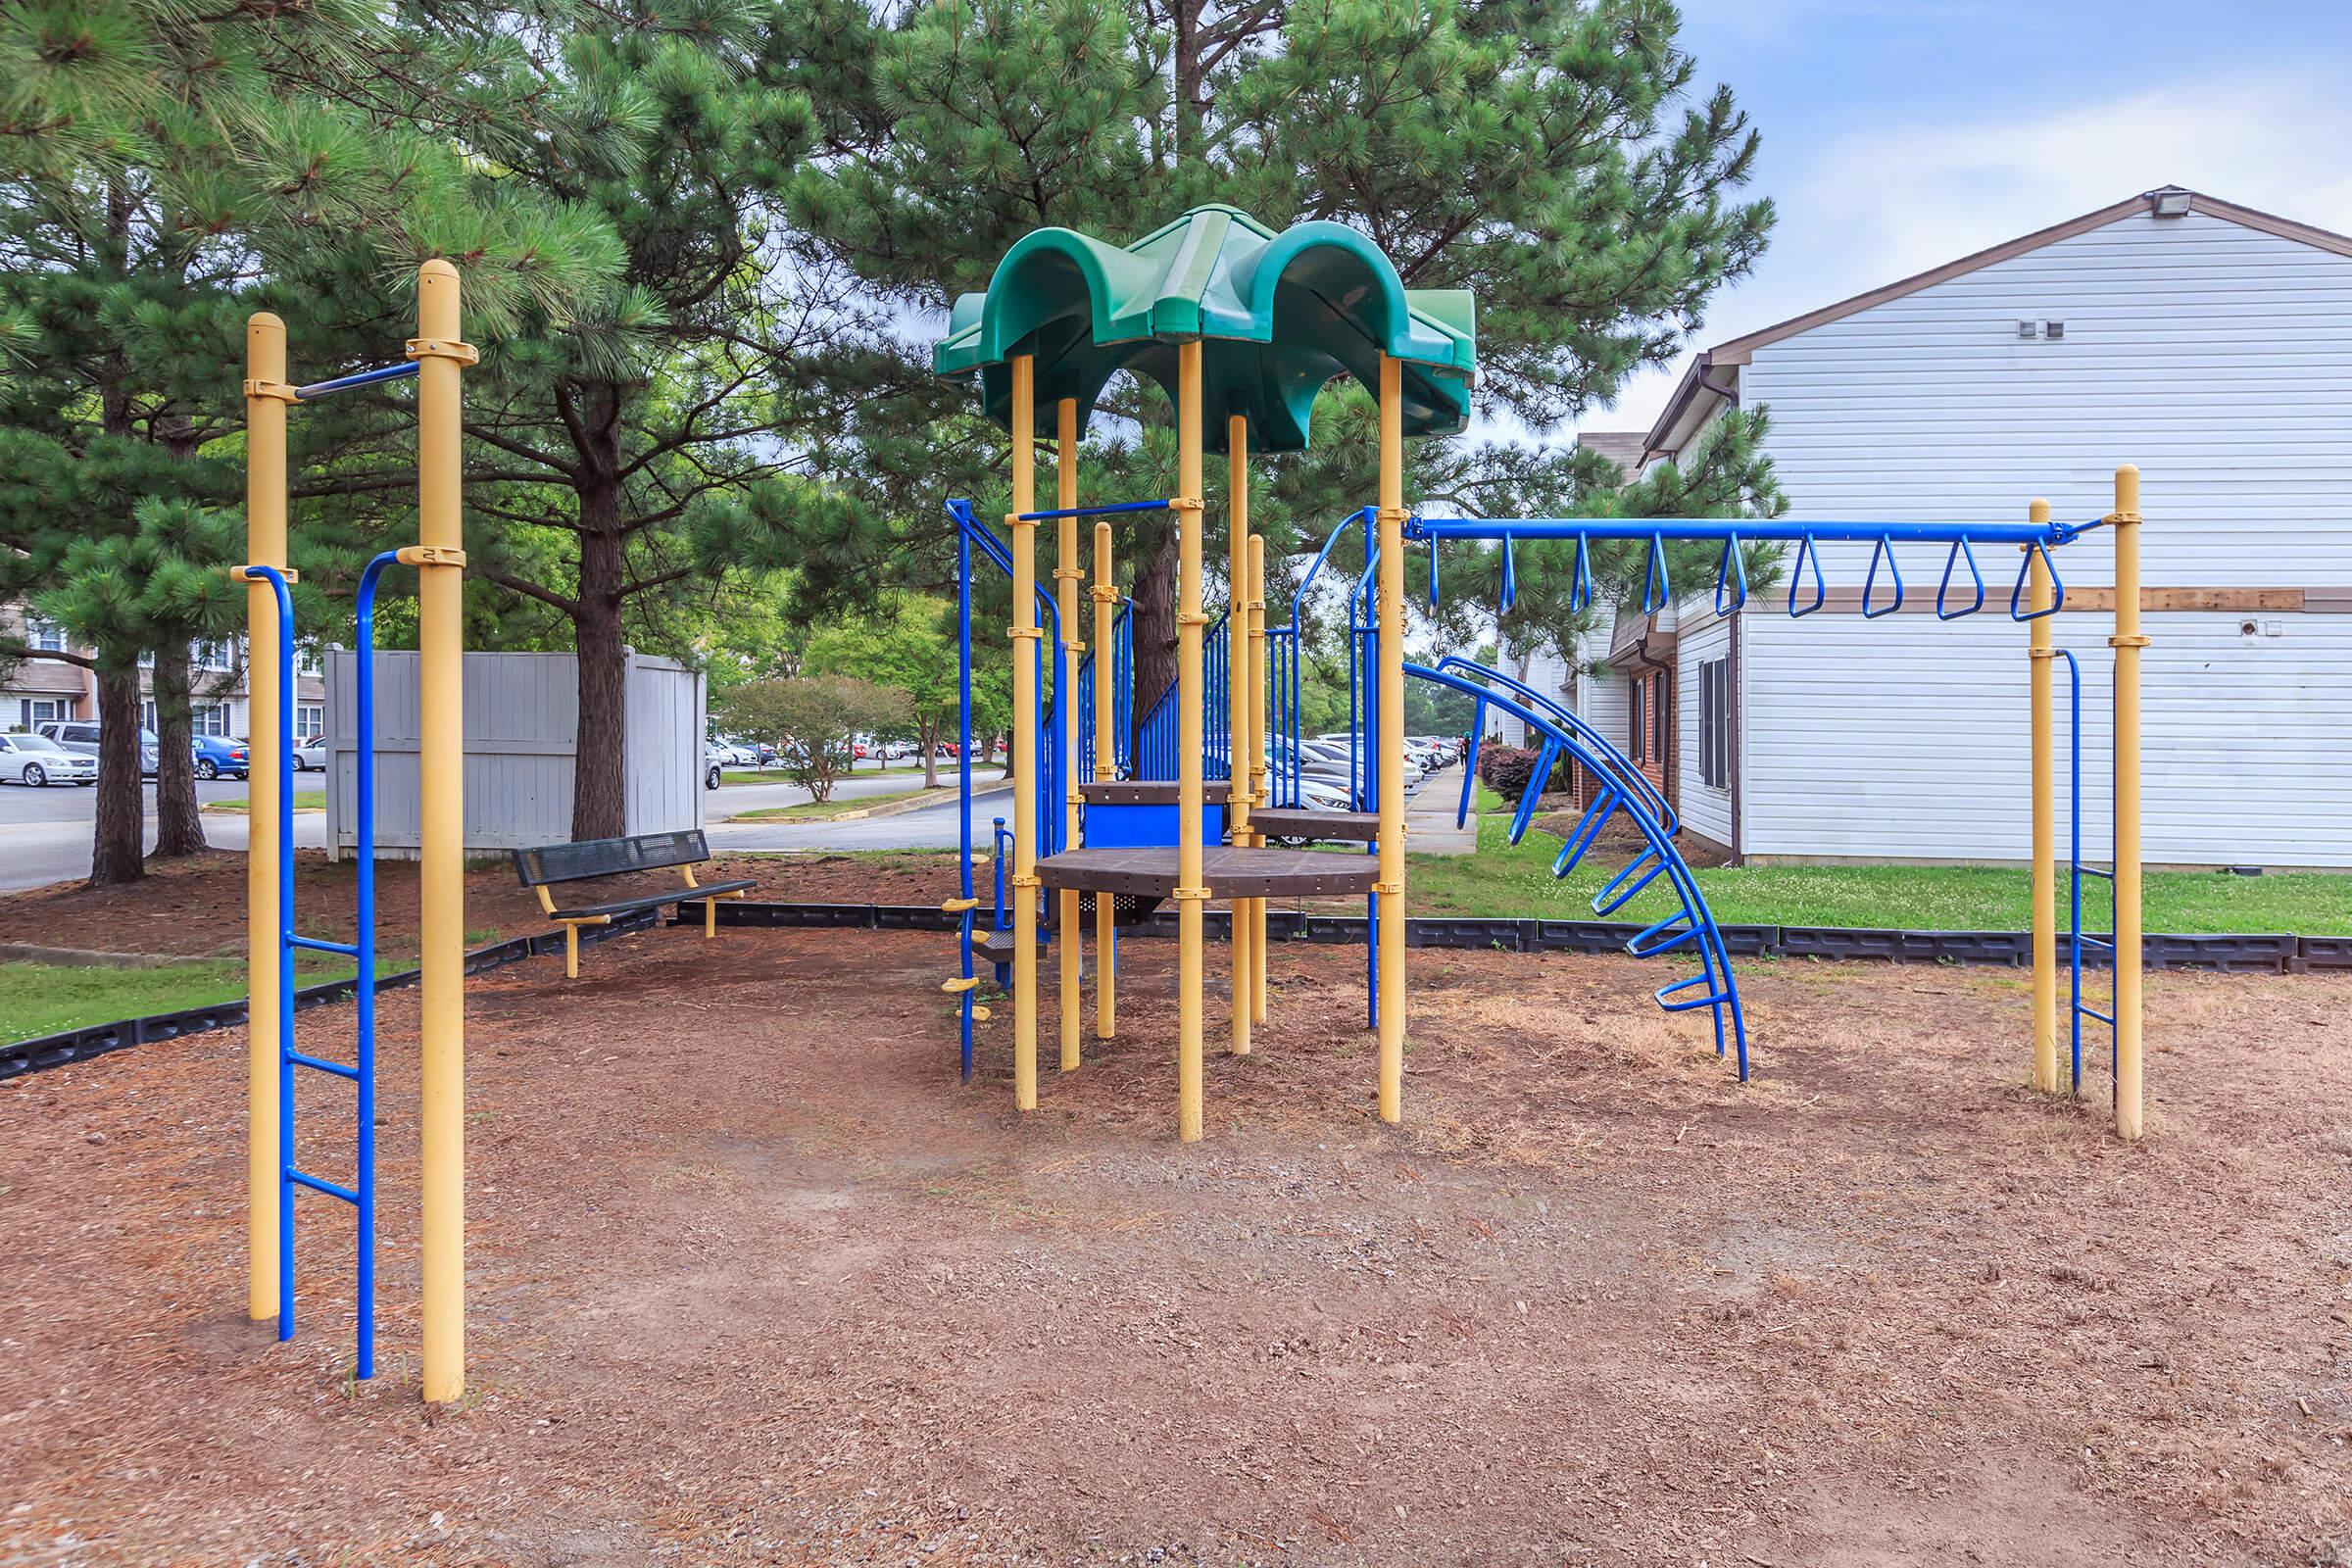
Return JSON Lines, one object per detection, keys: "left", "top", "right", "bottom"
{"left": 1406, "top": 791, "right": 2352, "bottom": 935}
{"left": 0, "top": 954, "right": 372, "bottom": 1045}
{"left": 202, "top": 790, "right": 325, "bottom": 813}
{"left": 731, "top": 786, "right": 937, "bottom": 822}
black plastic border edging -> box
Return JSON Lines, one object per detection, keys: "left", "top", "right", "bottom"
{"left": 675, "top": 900, "right": 2333, "bottom": 975}
{"left": 0, "top": 907, "right": 662, "bottom": 1086}
{"left": 11, "top": 900, "right": 2336, "bottom": 1088}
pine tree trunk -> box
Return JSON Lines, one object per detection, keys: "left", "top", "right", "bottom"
{"left": 88, "top": 664, "right": 146, "bottom": 886}
{"left": 570, "top": 470, "right": 630, "bottom": 843}
{"left": 151, "top": 643, "right": 206, "bottom": 857}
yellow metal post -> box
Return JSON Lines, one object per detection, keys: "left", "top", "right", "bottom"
{"left": 1227, "top": 416, "right": 1252, "bottom": 1057}
{"left": 1092, "top": 519, "right": 1117, "bottom": 1039}
{"left": 1247, "top": 531, "right": 1269, "bottom": 1026}
{"left": 243, "top": 313, "right": 290, "bottom": 1324}
{"left": 1008, "top": 357, "right": 1039, "bottom": 1111}
{"left": 1175, "top": 342, "right": 1207, "bottom": 1142}
{"left": 2028, "top": 499, "right": 2057, "bottom": 1094}
{"left": 1375, "top": 356, "right": 1406, "bottom": 1124}
{"left": 1055, "top": 399, "right": 1082, "bottom": 1072}
{"left": 414, "top": 259, "right": 471, "bottom": 1403}
{"left": 2111, "top": 465, "right": 2145, "bottom": 1141}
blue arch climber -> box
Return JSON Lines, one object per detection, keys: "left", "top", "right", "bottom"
{"left": 1402, "top": 660, "right": 1749, "bottom": 1080}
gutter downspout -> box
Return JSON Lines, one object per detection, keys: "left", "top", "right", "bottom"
{"left": 1639, "top": 355, "right": 1740, "bottom": 469}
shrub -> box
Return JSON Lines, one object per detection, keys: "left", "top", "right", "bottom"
{"left": 1477, "top": 744, "right": 1541, "bottom": 800}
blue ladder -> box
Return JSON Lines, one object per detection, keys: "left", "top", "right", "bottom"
{"left": 2057, "top": 648, "right": 2116, "bottom": 1097}
{"left": 244, "top": 552, "right": 390, "bottom": 1379}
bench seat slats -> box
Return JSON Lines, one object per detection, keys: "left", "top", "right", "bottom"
{"left": 550, "top": 878, "right": 754, "bottom": 921}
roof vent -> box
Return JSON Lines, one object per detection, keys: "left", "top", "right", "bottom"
{"left": 2150, "top": 188, "right": 2193, "bottom": 218}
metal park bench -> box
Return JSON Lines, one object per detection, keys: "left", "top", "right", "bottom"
{"left": 511, "top": 829, "right": 755, "bottom": 978}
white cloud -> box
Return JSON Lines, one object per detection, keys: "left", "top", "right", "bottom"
{"left": 1596, "top": 68, "right": 2352, "bottom": 436}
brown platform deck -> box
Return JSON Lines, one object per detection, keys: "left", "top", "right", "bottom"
{"left": 1036, "top": 845, "right": 1376, "bottom": 900}
{"left": 1249, "top": 808, "right": 1380, "bottom": 843}
{"left": 1077, "top": 780, "right": 1185, "bottom": 806}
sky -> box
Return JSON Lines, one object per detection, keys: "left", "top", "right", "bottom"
{"left": 1590, "top": 0, "right": 2352, "bottom": 439}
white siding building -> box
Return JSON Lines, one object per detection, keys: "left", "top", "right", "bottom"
{"left": 1598, "top": 186, "right": 2352, "bottom": 868}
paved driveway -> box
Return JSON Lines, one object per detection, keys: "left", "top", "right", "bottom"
{"left": 0, "top": 776, "right": 320, "bottom": 892}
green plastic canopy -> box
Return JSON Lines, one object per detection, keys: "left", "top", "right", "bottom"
{"left": 933, "top": 205, "right": 1475, "bottom": 456}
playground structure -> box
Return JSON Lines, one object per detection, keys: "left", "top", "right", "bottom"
{"left": 936, "top": 206, "right": 2147, "bottom": 1143}
{"left": 241, "top": 265, "right": 471, "bottom": 1400}
{"left": 221, "top": 213, "right": 2148, "bottom": 1411}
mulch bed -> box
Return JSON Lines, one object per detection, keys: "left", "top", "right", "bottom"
{"left": 3, "top": 923, "right": 2348, "bottom": 1564}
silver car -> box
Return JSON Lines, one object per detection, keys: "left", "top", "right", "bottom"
{"left": 37, "top": 720, "right": 160, "bottom": 776}
{"left": 0, "top": 731, "right": 98, "bottom": 786}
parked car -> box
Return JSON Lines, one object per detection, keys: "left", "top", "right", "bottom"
{"left": 293, "top": 734, "right": 329, "bottom": 771}
{"left": 191, "top": 734, "right": 251, "bottom": 780}
{"left": 702, "top": 742, "right": 728, "bottom": 791}
{"left": 36, "top": 720, "right": 160, "bottom": 776}
{"left": 0, "top": 731, "right": 97, "bottom": 786}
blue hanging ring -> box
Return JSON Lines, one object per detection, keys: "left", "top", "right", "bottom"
{"left": 1936, "top": 537, "right": 1984, "bottom": 619}
{"left": 1862, "top": 534, "right": 1904, "bottom": 618}
{"left": 1787, "top": 533, "right": 1825, "bottom": 617}
{"left": 1642, "top": 530, "right": 1671, "bottom": 612}
{"left": 2009, "top": 538, "right": 2067, "bottom": 620}
{"left": 1426, "top": 536, "right": 1441, "bottom": 611}
{"left": 1713, "top": 533, "right": 1748, "bottom": 616}
{"left": 1570, "top": 533, "right": 1594, "bottom": 613}
{"left": 1499, "top": 532, "right": 1517, "bottom": 614}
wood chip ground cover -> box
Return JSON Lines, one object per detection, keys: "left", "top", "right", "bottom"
{"left": 2, "top": 924, "right": 2347, "bottom": 1565}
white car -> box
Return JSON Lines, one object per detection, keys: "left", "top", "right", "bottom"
{"left": 0, "top": 731, "right": 98, "bottom": 786}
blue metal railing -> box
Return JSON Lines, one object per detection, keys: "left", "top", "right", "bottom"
{"left": 1076, "top": 604, "right": 1134, "bottom": 784}
{"left": 242, "top": 555, "right": 386, "bottom": 1380}
{"left": 946, "top": 499, "right": 1069, "bottom": 859}
{"left": 1133, "top": 611, "right": 1229, "bottom": 782}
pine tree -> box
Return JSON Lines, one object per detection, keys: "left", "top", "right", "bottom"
{"left": 791, "top": 0, "right": 1777, "bottom": 721}
{"left": 0, "top": 0, "right": 622, "bottom": 880}
{"left": 392, "top": 0, "right": 843, "bottom": 841}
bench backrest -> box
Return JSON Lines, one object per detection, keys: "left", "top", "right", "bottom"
{"left": 512, "top": 829, "right": 710, "bottom": 887}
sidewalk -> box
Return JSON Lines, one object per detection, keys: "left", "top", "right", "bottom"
{"left": 1402, "top": 763, "right": 1477, "bottom": 856}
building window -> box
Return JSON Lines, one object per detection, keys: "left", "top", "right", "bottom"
{"left": 194, "top": 639, "right": 237, "bottom": 672}
{"left": 295, "top": 705, "right": 322, "bottom": 739}
{"left": 1628, "top": 674, "right": 1645, "bottom": 763}
{"left": 1652, "top": 672, "right": 1671, "bottom": 775}
{"left": 22, "top": 697, "right": 72, "bottom": 726}
{"left": 192, "top": 703, "right": 231, "bottom": 737}
{"left": 25, "top": 616, "right": 67, "bottom": 653}
{"left": 1698, "top": 657, "right": 1731, "bottom": 790}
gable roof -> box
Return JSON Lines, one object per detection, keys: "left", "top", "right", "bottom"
{"left": 1642, "top": 186, "right": 2352, "bottom": 459}
{"left": 933, "top": 205, "right": 1477, "bottom": 455}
